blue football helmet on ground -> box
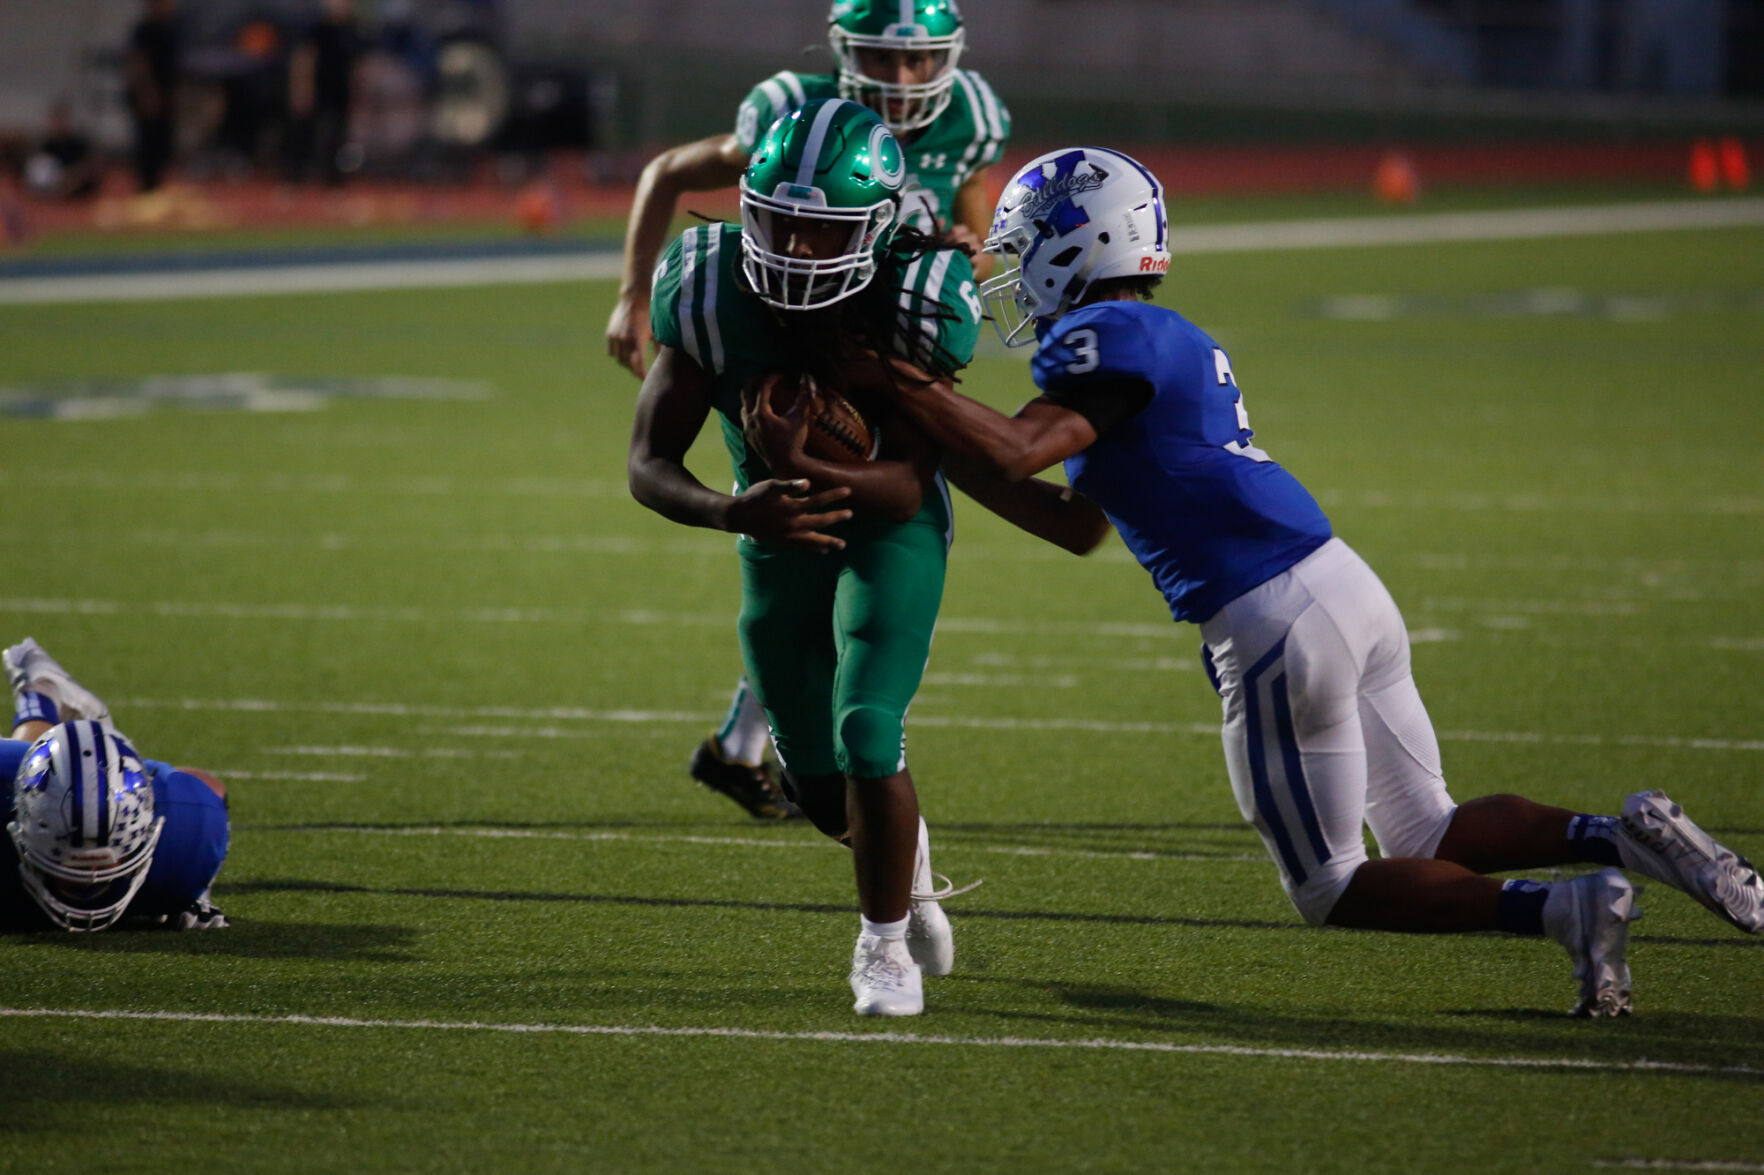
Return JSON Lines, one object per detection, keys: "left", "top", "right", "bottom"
{"left": 8, "top": 719, "right": 164, "bottom": 931}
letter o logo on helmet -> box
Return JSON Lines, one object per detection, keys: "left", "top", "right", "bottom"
{"left": 868, "top": 122, "right": 905, "bottom": 190}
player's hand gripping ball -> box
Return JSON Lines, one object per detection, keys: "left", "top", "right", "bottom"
{"left": 744, "top": 372, "right": 876, "bottom": 467}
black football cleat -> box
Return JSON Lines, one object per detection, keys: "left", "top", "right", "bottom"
{"left": 688, "top": 735, "right": 803, "bottom": 820}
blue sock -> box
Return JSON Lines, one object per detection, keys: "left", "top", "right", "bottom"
{"left": 12, "top": 691, "right": 58, "bottom": 729}
{"left": 1567, "top": 814, "right": 1624, "bottom": 867}
{"left": 1496, "top": 879, "right": 1549, "bottom": 936}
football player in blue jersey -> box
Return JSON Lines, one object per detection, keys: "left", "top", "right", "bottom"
{"left": 2, "top": 639, "right": 230, "bottom": 932}
{"left": 867, "top": 147, "right": 1764, "bottom": 1017}
{"left": 607, "top": 1, "right": 1011, "bottom": 822}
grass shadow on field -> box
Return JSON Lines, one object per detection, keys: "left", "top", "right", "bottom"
{"left": 28, "top": 920, "right": 421, "bottom": 961}
{"left": 0, "top": 1051, "right": 371, "bottom": 1127}
{"left": 956, "top": 980, "right": 1764, "bottom": 1078}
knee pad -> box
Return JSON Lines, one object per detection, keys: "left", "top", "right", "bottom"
{"left": 835, "top": 704, "right": 905, "bottom": 779}
{"left": 781, "top": 770, "right": 847, "bottom": 841}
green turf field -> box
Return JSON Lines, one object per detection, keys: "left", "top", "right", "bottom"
{"left": 1, "top": 196, "right": 1761, "bottom": 1173}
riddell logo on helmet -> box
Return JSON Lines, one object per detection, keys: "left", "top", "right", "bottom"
{"left": 1139, "top": 257, "right": 1170, "bottom": 273}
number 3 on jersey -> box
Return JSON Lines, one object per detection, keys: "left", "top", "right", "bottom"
{"left": 1215, "top": 347, "right": 1270, "bottom": 462}
{"left": 1065, "top": 328, "right": 1101, "bottom": 374}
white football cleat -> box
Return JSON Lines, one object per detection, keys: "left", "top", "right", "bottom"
{"left": 1617, "top": 790, "right": 1764, "bottom": 934}
{"left": 849, "top": 934, "right": 923, "bottom": 1017}
{"left": 1554, "top": 869, "right": 1639, "bottom": 1019}
{"left": 4, "top": 638, "right": 113, "bottom": 728}
{"left": 907, "top": 816, "right": 955, "bottom": 977}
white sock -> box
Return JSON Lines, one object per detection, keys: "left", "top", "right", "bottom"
{"left": 860, "top": 915, "right": 909, "bottom": 941}
{"left": 1540, "top": 881, "right": 1575, "bottom": 944}
{"left": 716, "top": 678, "right": 772, "bottom": 767}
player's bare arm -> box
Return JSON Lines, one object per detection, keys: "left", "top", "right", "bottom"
{"left": 744, "top": 373, "right": 936, "bottom": 524}
{"left": 607, "top": 132, "right": 751, "bottom": 379}
{"left": 950, "top": 169, "right": 996, "bottom": 281}
{"left": 942, "top": 452, "right": 1111, "bottom": 555}
{"left": 877, "top": 358, "right": 1099, "bottom": 482}
{"left": 629, "top": 347, "right": 853, "bottom": 550}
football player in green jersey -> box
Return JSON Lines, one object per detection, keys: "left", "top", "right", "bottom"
{"left": 610, "top": 0, "right": 1010, "bottom": 825}
{"left": 629, "top": 101, "right": 1105, "bottom": 1016}
{"left": 607, "top": 0, "right": 1008, "bottom": 379}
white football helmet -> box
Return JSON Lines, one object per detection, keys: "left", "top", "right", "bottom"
{"left": 980, "top": 147, "right": 1171, "bottom": 347}
{"left": 7, "top": 720, "right": 163, "bottom": 932}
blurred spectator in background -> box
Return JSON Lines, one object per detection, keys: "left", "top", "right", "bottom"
{"left": 125, "top": 0, "right": 181, "bottom": 192}
{"left": 24, "top": 101, "right": 101, "bottom": 201}
{"left": 286, "top": 0, "right": 361, "bottom": 185}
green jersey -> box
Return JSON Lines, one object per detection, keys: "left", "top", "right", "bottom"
{"left": 651, "top": 222, "right": 981, "bottom": 496}
{"left": 733, "top": 70, "right": 1011, "bottom": 234}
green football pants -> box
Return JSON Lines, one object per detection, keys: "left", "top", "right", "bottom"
{"left": 736, "top": 517, "right": 947, "bottom": 779}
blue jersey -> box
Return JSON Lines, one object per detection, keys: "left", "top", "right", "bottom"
{"left": 1032, "top": 301, "right": 1332, "bottom": 623}
{"left": 0, "top": 737, "right": 229, "bottom": 931}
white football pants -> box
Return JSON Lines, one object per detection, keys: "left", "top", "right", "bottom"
{"left": 1199, "top": 538, "right": 1458, "bottom": 925}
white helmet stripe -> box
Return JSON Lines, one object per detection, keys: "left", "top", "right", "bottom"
{"left": 793, "top": 99, "right": 848, "bottom": 188}
{"left": 899, "top": 0, "right": 914, "bottom": 26}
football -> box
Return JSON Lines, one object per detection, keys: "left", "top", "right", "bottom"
{"left": 805, "top": 390, "right": 876, "bottom": 464}
{"left": 745, "top": 372, "right": 876, "bottom": 465}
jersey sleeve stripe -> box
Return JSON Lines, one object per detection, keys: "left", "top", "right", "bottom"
{"left": 757, "top": 78, "right": 788, "bottom": 122}
{"left": 951, "top": 72, "right": 987, "bottom": 175}
{"left": 701, "top": 230, "right": 726, "bottom": 374}
{"left": 779, "top": 70, "right": 806, "bottom": 108}
{"left": 964, "top": 71, "right": 1007, "bottom": 144}
{"left": 676, "top": 227, "right": 708, "bottom": 371}
{"left": 918, "top": 249, "right": 956, "bottom": 353}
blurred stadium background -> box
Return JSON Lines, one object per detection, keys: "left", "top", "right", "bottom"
{"left": 1, "top": 0, "right": 1761, "bottom": 240}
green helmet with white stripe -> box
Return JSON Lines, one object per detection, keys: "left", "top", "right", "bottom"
{"left": 830, "top": 0, "right": 966, "bottom": 133}
{"left": 739, "top": 98, "right": 906, "bottom": 311}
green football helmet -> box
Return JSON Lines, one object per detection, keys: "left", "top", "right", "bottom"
{"left": 739, "top": 98, "right": 906, "bottom": 311}
{"left": 828, "top": 0, "right": 966, "bottom": 134}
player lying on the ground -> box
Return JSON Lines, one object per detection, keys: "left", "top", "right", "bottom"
{"left": 863, "top": 147, "right": 1764, "bottom": 1017}
{"left": 3, "top": 638, "right": 230, "bottom": 932}
{"left": 606, "top": 1, "right": 1010, "bottom": 822}
{"left": 629, "top": 101, "right": 1107, "bottom": 1017}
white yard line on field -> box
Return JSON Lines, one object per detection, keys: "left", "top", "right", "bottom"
{"left": 0, "top": 1006, "right": 1756, "bottom": 1079}
{"left": 79, "top": 693, "right": 1758, "bottom": 754}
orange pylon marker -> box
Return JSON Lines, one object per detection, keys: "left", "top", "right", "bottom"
{"left": 1717, "top": 136, "right": 1751, "bottom": 191}
{"left": 1689, "top": 138, "right": 1720, "bottom": 193}
{"left": 1373, "top": 150, "right": 1420, "bottom": 204}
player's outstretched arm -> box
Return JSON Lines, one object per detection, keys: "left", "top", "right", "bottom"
{"left": 607, "top": 133, "right": 750, "bottom": 379}
{"left": 943, "top": 453, "right": 1111, "bottom": 556}
{"left": 877, "top": 358, "right": 1097, "bottom": 482}
{"left": 630, "top": 348, "right": 852, "bottom": 551}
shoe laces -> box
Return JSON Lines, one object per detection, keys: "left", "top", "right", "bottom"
{"left": 853, "top": 941, "right": 915, "bottom": 987}
{"left": 913, "top": 871, "right": 982, "bottom": 902}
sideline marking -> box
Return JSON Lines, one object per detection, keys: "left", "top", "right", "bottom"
{"left": 0, "top": 1006, "right": 1755, "bottom": 1079}
{"left": 2, "top": 200, "right": 1759, "bottom": 305}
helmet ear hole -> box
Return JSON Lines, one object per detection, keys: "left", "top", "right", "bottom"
{"left": 1097, "top": 232, "right": 1110, "bottom": 244}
